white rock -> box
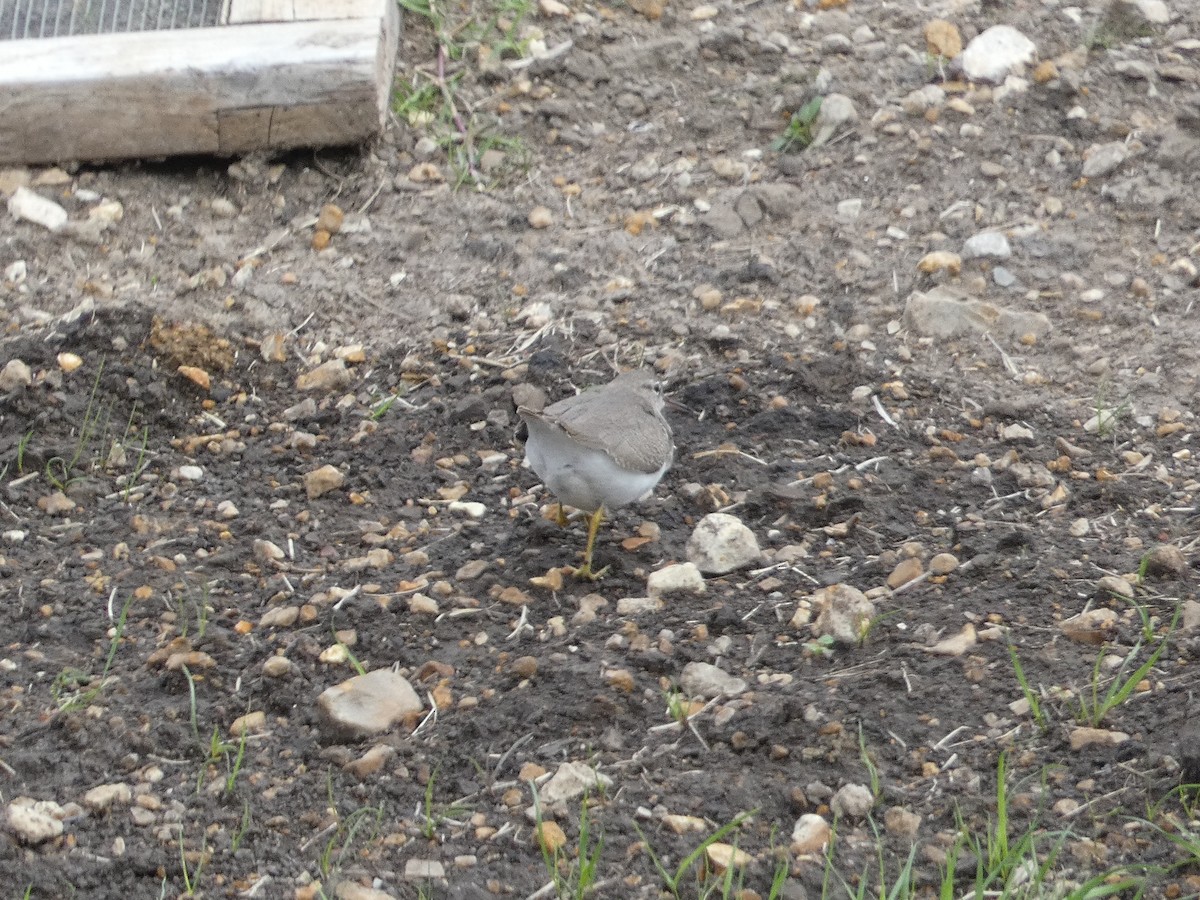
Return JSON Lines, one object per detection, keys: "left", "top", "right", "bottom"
{"left": 963, "top": 231, "right": 1012, "bottom": 260}
{"left": 87, "top": 200, "right": 123, "bottom": 227}
{"left": 616, "top": 596, "right": 663, "bottom": 614}
{"left": 811, "top": 584, "right": 874, "bottom": 646}
{"left": 926, "top": 623, "right": 977, "bottom": 656}
{"left": 83, "top": 783, "right": 132, "bottom": 811}
{"left": 686, "top": 513, "right": 761, "bottom": 574}
{"left": 830, "top": 783, "right": 874, "bottom": 819}
{"left": 177, "top": 465, "right": 204, "bottom": 481}
{"left": 210, "top": 198, "right": 239, "bottom": 217}
{"left": 8, "top": 187, "right": 68, "bottom": 232}
{"left": 791, "top": 813, "right": 831, "bottom": 854}
{"left": 961, "top": 25, "right": 1036, "bottom": 84}
{"left": 647, "top": 562, "right": 706, "bottom": 599}
{"left": 0, "top": 359, "right": 32, "bottom": 391}
{"left": 319, "top": 644, "right": 350, "bottom": 665}
{"left": 448, "top": 500, "right": 486, "bottom": 519}
{"left": 5, "top": 798, "right": 65, "bottom": 844}
{"left": 1119, "top": 0, "right": 1170, "bottom": 24}
{"left": 810, "top": 93, "right": 858, "bottom": 147}
{"left": 993, "top": 75, "right": 1030, "bottom": 104}
{"left": 836, "top": 198, "right": 863, "bottom": 223}
{"left": 538, "top": 760, "right": 613, "bottom": 805}
{"left": 679, "top": 661, "right": 747, "bottom": 699}
{"left": 1083, "top": 409, "right": 1119, "bottom": 433}
{"left": 1082, "top": 141, "right": 1130, "bottom": 178}
{"left": 404, "top": 859, "right": 447, "bottom": 880}
{"left": 316, "top": 668, "right": 423, "bottom": 740}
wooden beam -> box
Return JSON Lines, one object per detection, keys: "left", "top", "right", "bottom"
{"left": 224, "top": 0, "right": 388, "bottom": 23}
{"left": 0, "top": 0, "right": 399, "bottom": 165}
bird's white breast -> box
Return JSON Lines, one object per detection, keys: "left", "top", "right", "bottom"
{"left": 524, "top": 417, "right": 669, "bottom": 514}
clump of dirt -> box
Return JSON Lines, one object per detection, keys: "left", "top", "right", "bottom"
{"left": 149, "top": 317, "right": 236, "bottom": 372}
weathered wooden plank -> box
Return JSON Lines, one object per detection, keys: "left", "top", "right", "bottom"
{"left": 0, "top": 0, "right": 399, "bottom": 165}
{"left": 225, "top": 0, "right": 296, "bottom": 24}
{"left": 224, "top": 0, "right": 385, "bottom": 24}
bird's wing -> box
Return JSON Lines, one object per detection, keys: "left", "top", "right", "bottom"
{"left": 543, "top": 394, "right": 672, "bottom": 475}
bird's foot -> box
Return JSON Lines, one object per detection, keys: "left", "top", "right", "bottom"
{"left": 569, "top": 562, "right": 610, "bottom": 581}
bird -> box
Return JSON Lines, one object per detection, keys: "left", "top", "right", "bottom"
{"left": 518, "top": 369, "right": 674, "bottom": 579}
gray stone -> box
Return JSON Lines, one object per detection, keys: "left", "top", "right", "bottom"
{"left": 810, "top": 93, "right": 857, "bottom": 147}
{"left": 1096, "top": 574, "right": 1134, "bottom": 600}
{"left": 830, "top": 783, "right": 874, "bottom": 820}
{"left": 903, "top": 286, "right": 1051, "bottom": 341}
{"left": 647, "top": 562, "right": 706, "bottom": 600}
{"left": 1143, "top": 543, "right": 1187, "bottom": 578}
{"left": 836, "top": 199, "right": 863, "bottom": 223}
{"left": 811, "top": 584, "right": 874, "bottom": 646}
{"left": 686, "top": 513, "right": 761, "bottom": 574}
{"left": 750, "top": 183, "right": 805, "bottom": 217}
{"left": 963, "top": 231, "right": 1012, "bottom": 260}
{"left": 538, "top": 761, "right": 613, "bottom": 805}
{"left": 1134, "top": 0, "right": 1170, "bottom": 23}
{"left": 1112, "top": 0, "right": 1171, "bottom": 26}
{"left": 701, "top": 196, "right": 745, "bottom": 238}
{"left": 282, "top": 398, "right": 319, "bottom": 422}
{"left": 1181, "top": 599, "right": 1200, "bottom": 632}
{"left": 0, "top": 359, "right": 32, "bottom": 392}
{"left": 679, "top": 661, "right": 747, "bottom": 699}
{"left": 1082, "top": 141, "right": 1130, "bottom": 178}
{"left": 734, "top": 192, "right": 764, "bottom": 228}
{"left": 901, "top": 85, "right": 945, "bottom": 116}
{"left": 993, "top": 267, "right": 1017, "bottom": 287}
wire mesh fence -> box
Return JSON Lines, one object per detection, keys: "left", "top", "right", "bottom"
{"left": 0, "top": 0, "right": 225, "bottom": 39}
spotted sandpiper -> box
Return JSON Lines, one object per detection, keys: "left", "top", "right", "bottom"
{"left": 518, "top": 369, "right": 674, "bottom": 579}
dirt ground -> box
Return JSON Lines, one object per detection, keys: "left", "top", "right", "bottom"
{"left": 4, "top": 0, "right": 1200, "bottom": 897}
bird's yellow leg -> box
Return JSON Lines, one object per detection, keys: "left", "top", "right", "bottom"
{"left": 571, "top": 507, "right": 609, "bottom": 580}
{"left": 555, "top": 503, "right": 569, "bottom": 527}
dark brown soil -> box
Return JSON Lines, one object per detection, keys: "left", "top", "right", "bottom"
{"left": 4, "top": 0, "right": 1200, "bottom": 896}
